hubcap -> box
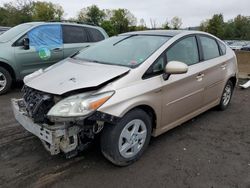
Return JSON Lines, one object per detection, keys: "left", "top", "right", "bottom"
{"left": 0, "top": 72, "right": 7, "bottom": 92}
{"left": 222, "top": 84, "right": 232, "bottom": 106}
{"left": 119, "top": 119, "right": 147, "bottom": 158}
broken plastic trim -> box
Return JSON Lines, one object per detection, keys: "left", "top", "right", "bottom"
{"left": 86, "top": 111, "right": 120, "bottom": 125}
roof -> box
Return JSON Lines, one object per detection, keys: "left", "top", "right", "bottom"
{"left": 19, "top": 21, "right": 101, "bottom": 29}
{"left": 120, "top": 30, "right": 205, "bottom": 37}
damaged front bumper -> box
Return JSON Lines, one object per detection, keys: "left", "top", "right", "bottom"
{"left": 11, "top": 98, "right": 79, "bottom": 155}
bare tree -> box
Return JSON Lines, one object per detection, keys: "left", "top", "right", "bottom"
{"left": 170, "top": 16, "right": 182, "bottom": 29}
{"left": 150, "top": 18, "right": 156, "bottom": 29}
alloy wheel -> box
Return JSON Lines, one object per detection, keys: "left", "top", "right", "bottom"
{"left": 118, "top": 119, "right": 147, "bottom": 158}
{"left": 0, "top": 72, "right": 7, "bottom": 92}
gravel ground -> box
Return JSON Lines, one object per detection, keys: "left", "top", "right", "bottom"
{"left": 0, "top": 83, "right": 250, "bottom": 188}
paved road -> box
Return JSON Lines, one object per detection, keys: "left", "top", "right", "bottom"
{"left": 0, "top": 84, "right": 250, "bottom": 188}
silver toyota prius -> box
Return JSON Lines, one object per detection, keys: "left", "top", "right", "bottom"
{"left": 12, "top": 30, "right": 238, "bottom": 166}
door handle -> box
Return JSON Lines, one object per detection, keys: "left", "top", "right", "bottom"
{"left": 221, "top": 64, "right": 227, "bottom": 70}
{"left": 52, "top": 48, "right": 62, "bottom": 52}
{"left": 154, "top": 88, "right": 162, "bottom": 93}
{"left": 196, "top": 73, "right": 204, "bottom": 81}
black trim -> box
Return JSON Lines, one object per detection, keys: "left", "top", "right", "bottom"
{"left": 216, "top": 40, "right": 223, "bottom": 56}
{"left": 142, "top": 54, "right": 165, "bottom": 79}
{"left": 86, "top": 111, "right": 120, "bottom": 124}
{"left": 196, "top": 35, "right": 204, "bottom": 61}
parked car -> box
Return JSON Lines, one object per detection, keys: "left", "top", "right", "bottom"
{"left": 241, "top": 45, "right": 250, "bottom": 51}
{"left": 0, "top": 22, "right": 108, "bottom": 94}
{"left": 229, "top": 41, "right": 247, "bottom": 50}
{"left": 0, "top": 26, "right": 10, "bottom": 35}
{"left": 12, "top": 30, "right": 238, "bottom": 166}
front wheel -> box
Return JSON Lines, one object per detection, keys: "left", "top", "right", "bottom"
{"left": 0, "top": 67, "right": 12, "bottom": 95}
{"left": 100, "top": 109, "right": 152, "bottom": 166}
{"left": 218, "top": 80, "right": 234, "bottom": 110}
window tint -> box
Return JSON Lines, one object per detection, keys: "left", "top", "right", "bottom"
{"left": 166, "top": 36, "right": 199, "bottom": 66}
{"left": 218, "top": 41, "right": 226, "bottom": 55}
{"left": 86, "top": 27, "right": 105, "bottom": 42}
{"left": 62, "top": 25, "right": 88, "bottom": 43}
{"left": 199, "top": 36, "right": 220, "bottom": 60}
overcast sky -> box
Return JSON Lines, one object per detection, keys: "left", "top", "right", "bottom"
{"left": 1, "top": 0, "right": 249, "bottom": 27}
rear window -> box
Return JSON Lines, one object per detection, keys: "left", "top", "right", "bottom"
{"left": 218, "top": 41, "right": 226, "bottom": 55}
{"left": 62, "top": 25, "right": 88, "bottom": 43}
{"left": 199, "top": 36, "right": 220, "bottom": 60}
{"left": 86, "top": 27, "right": 105, "bottom": 42}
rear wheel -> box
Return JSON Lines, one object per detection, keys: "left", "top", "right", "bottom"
{"left": 100, "top": 109, "right": 152, "bottom": 166}
{"left": 218, "top": 80, "right": 234, "bottom": 110}
{"left": 0, "top": 67, "right": 12, "bottom": 95}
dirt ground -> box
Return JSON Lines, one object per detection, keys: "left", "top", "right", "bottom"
{"left": 236, "top": 51, "right": 250, "bottom": 78}
{"left": 0, "top": 82, "right": 250, "bottom": 188}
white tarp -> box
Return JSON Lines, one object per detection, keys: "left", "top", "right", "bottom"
{"left": 240, "top": 80, "right": 250, "bottom": 89}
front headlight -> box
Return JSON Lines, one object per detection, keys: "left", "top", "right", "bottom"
{"left": 47, "top": 91, "right": 114, "bottom": 118}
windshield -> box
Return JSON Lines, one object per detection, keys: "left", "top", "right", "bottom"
{"left": 0, "top": 24, "right": 33, "bottom": 43}
{"left": 74, "top": 35, "right": 171, "bottom": 67}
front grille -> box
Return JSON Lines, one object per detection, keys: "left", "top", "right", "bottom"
{"left": 23, "top": 85, "right": 55, "bottom": 124}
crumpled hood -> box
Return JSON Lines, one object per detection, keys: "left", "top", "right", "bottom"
{"left": 24, "top": 58, "right": 130, "bottom": 95}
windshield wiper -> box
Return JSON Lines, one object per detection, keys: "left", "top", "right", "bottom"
{"left": 70, "top": 45, "right": 90, "bottom": 58}
{"left": 113, "top": 34, "right": 138, "bottom": 46}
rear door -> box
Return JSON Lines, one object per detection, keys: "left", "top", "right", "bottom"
{"left": 14, "top": 24, "right": 63, "bottom": 78}
{"left": 161, "top": 36, "right": 205, "bottom": 129}
{"left": 197, "top": 35, "right": 226, "bottom": 106}
{"left": 62, "top": 25, "right": 91, "bottom": 58}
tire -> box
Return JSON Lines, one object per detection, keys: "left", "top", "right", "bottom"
{"left": 218, "top": 80, "right": 234, "bottom": 110}
{"left": 100, "top": 109, "right": 152, "bottom": 166}
{"left": 0, "top": 67, "right": 12, "bottom": 95}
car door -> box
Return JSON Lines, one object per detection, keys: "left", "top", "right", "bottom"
{"left": 14, "top": 24, "right": 63, "bottom": 78}
{"left": 197, "top": 35, "right": 226, "bottom": 106}
{"left": 62, "top": 25, "right": 92, "bottom": 58}
{"left": 160, "top": 36, "right": 205, "bottom": 130}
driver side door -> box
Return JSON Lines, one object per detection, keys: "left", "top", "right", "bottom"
{"left": 160, "top": 36, "right": 205, "bottom": 131}
{"left": 14, "top": 24, "right": 64, "bottom": 79}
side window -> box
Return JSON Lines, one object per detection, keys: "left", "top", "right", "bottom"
{"left": 166, "top": 36, "right": 199, "bottom": 66}
{"left": 143, "top": 56, "right": 165, "bottom": 79}
{"left": 218, "top": 41, "right": 226, "bottom": 55}
{"left": 199, "top": 36, "right": 220, "bottom": 60}
{"left": 15, "top": 34, "right": 27, "bottom": 46}
{"left": 86, "top": 27, "right": 105, "bottom": 42}
{"left": 152, "top": 57, "right": 165, "bottom": 73}
{"left": 62, "top": 25, "right": 88, "bottom": 43}
{"left": 28, "top": 24, "right": 62, "bottom": 49}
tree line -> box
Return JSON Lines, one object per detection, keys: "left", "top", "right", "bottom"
{"left": 200, "top": 14, "right": 250, "bottom": 40}
{"left": 0, "top": 0, "right": 250, "bottom": 40}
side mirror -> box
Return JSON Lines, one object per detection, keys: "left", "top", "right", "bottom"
{"left": 23, "top": 38, "right": 30, "bottom": 50}
{"left": 163, "top": 61, "right": 188, "bottom": 80}
{"left": 165, "top": 61, "right": 188, "bottom": 74}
